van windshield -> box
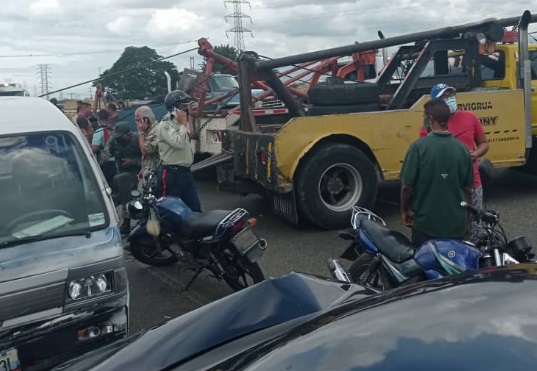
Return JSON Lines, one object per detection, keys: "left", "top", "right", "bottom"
{"left": 0, "top": 132, "right": 108, "bottom": 246}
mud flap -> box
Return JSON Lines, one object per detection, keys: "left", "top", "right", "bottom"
{"left": 270, "top": 191, "right": 299, "bottom": 225}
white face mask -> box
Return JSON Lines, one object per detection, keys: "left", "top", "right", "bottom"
{"left": 444, "top": 96, "right": 457, "bottom": 114}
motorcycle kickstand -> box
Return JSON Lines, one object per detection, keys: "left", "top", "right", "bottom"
{"left": 184, "top": 267, "right": 204, "bottom": 291}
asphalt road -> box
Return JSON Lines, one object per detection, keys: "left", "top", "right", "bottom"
{"left": 126, "top": 168, "right": 537, "bottom": 334}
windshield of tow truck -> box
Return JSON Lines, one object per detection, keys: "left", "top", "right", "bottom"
{"left": 0, "top": 132, "right": 108, "bottom": 247}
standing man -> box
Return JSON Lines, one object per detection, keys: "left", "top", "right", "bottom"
{"left": 108, "top": 121, "right": 142, "bottom": 234}
{"left": 91, "top": 109, "right": 116, "bottom": 186}
{"left": 135, "top": 105, "right": 160, "bottom": 188}
{"left": 156, "top": 90, "right": 201, "bottom": 212}
{"left": 107, "top": 103, "right": 120, "bottom": 125}
{"left": 420, "top": 83, "right": 489, "bottom": 243}
{"left": 402, "top": 99, "right": 474, "bottom": 246}
{"left": 75, "top": 101, "right": 94, "bottom": 143}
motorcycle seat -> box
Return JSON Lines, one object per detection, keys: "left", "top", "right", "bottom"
{"left": 361, "top": 218, "right": 415, "bottom": 263}
{"left": 178, "top": 210, "right": 233, "bottom": 239}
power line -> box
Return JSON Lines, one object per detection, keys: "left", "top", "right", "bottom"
{"left": 224, "top": 0, "right": 253, "bottom": 52}
{"left": 0, "top": 40, "right": 197, "bottom": 58}
{"left": 39, "top": 46, "right": 199, "bottom": 98}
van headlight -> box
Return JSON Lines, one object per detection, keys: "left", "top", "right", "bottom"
{"left": 68, "top": 273, "right": 111, "bottom": 301}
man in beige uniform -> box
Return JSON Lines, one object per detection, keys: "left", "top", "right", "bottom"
{"left": 156, "top": 90, "right": 201, "bottom": 212}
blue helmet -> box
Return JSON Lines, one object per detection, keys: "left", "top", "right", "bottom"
{"left": 430, "top": 83, "right": 456, "bottom": 99}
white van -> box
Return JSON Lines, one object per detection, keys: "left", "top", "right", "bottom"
{"left": 0, "top": 97, "right": 129, "bottom": 371}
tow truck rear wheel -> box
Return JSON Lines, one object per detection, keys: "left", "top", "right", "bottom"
{"left": 296, "top": 143, "right": 378, "bottom": 230}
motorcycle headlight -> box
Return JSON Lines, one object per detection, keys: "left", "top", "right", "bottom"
{"left": 128, "top": 200, "right": 145, "bottom": 220}
{"left": 67, "top": 273, "right": 112, "bottom": 301}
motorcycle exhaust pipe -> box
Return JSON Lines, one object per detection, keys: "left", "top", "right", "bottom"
{"left": 327, "top": 259, "right": 351, "bottom": 283}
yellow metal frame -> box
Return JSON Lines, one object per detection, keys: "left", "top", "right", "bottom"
{"left": 274, "top": 89, "right": 526, "bottom": 187}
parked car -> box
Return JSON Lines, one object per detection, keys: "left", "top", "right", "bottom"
{"left": 53, "top": 263, "right": 537, "bottom": 371}
{"left": 0, "top": 97, "right": 129, "bottom": 371}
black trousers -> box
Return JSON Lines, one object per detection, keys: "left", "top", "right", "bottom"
{"left": 156, "top": 165, "right": 202, "bottom": 212}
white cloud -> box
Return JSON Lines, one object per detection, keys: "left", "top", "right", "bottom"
{"left": 1, "top": 0, "right": 535, "bottom": 98}
{"left": 28, "top": 0, "right": 60, "bottom": 16}
{"left": 107, "top": 16, "right": 136, "bottom": 36}
{"left": 145, "top": 8, "right": 204, "bottom": 39}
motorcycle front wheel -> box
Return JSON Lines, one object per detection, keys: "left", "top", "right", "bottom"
{"left": 219, "top": 244, "right": 265, "bottom": 291}
{"left": 348, "top": 253, "right": 389, "bottom": 290}
{"left": 129, "top": 236, "right": 179, "bottom": 267}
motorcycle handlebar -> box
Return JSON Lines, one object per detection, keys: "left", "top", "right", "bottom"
{"left": 460, "top": 201, "right": 498, "bottom": 224}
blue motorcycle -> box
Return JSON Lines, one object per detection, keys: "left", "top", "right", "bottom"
{"left": 328, "top": 205, "right": 534, "bottom": 290}
{"left": 126, "top": 170, "right": 267, "bottom": 291}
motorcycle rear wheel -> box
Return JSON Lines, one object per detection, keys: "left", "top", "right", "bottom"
{"left": 348, "top": 253, "right": 389, "bottom": 290}
{"left": 220, "top": 245, "right": 265, "bottom": 291}
{"left": 129, "top": 236, "right": 179, "bottom": 267}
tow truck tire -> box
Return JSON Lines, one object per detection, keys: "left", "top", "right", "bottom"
{"left": 308, "top": 82, "right": 380, "bottom": 106}
{"left": 296, "top": 143, "right": 378, "bottom": 230}
{"left": 308, "top": 103, "right": 380, "bottom": 116}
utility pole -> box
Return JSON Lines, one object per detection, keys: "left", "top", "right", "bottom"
{"left": 189, "top": 56, "right": 195, "bottom": 70}
{"left": 224, "top": 0, "right": 253, "bottom": 52}
{"left": 37, "top": 64, "right": 52, "bottom": 98}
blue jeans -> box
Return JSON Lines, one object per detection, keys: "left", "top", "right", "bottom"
{"left": 156, "top": 165, "right": 202, "bottom": 212}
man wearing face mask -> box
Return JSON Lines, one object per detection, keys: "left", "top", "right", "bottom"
{"left": 403, "top": 99, "right": 474, "bottom": 246}
{"left": 155, "top": 90, "right": 201, "bottom": 212}
{"left": 419, "top": 83, "right": 489, "bottom": 243}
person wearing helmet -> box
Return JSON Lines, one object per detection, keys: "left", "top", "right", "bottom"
{"left": 155, "top": 90, "right": 201, "bottom": 212}
{"left": 419, "top": 83, "right": 489, "bottom": 243}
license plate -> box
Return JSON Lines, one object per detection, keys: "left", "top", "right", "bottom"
{"left": 0, "top": 348, "right": 21, "bottom": 371}
{"left": 231, "top": 227, "right": 267, "bottom": 263}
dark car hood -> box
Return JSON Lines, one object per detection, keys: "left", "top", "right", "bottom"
{"left": 53, "top": 272, "right": 372, "bottom": 371}
{"left": 198, "top": 264, "right": 537, "bottom": 371}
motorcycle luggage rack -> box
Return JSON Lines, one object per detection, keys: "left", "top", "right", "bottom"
{"left": 214, "top": 208, "right": 248, "bottom": 239}
{"left": 351, "top": 206, "right": 386, "bottom": 229}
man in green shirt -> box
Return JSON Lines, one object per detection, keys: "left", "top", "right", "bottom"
{"left": 400, "top": 99, "right": 473, "bottom": 246}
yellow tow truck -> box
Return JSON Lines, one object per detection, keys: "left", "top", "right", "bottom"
{"left": 194, "top": 11, "right": 537, "bottom": 229}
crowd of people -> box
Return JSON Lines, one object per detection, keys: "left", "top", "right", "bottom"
{"left": 67, "top": 91, "right": 202, "bottom": 235}
{"left": 61, "top": 82, "right": 487, "bottom": 245}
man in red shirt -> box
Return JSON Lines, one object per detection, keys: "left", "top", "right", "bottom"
{"left": 419, "top": 83, "right": 489, "bottom": 243}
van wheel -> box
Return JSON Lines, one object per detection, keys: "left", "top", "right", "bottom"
{"left": 295, "top": 143, "right": 378, "bottom": 230}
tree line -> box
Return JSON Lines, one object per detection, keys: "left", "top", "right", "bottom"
{"left": 94, "top": 44, "right": 239, "bottom": 100}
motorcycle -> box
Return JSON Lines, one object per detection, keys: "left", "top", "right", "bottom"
{"left": 328, "top": 203, "right": 534, "bottom": 290}
{"left": 126, "top": 170, "right": 268, "bottom": 292}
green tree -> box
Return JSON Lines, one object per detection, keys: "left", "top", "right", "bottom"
{"left": 200, "top": 44, "right": 239, "bottom": 75}
{"left": 96, "top": 46, "right": 180, "bottom": 100}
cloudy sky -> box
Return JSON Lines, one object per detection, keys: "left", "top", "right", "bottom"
{"left": 0, "top": 0, "right": 535, "bottom": 99}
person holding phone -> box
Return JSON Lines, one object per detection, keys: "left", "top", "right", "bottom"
{"left": 155, "top": 90, "right": 201, "bottom": 212}
{"left": 135, "top": 105, "right": 160, "bottom": 184}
